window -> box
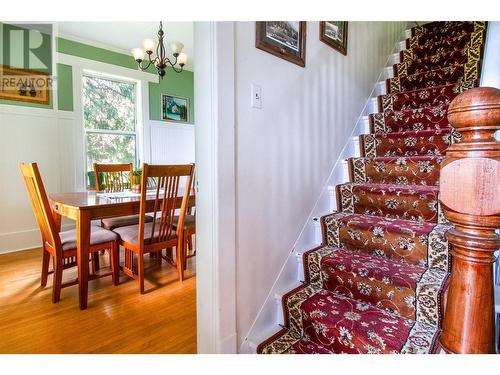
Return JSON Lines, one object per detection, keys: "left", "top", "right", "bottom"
{"left": 82, "top": 74, "right": 138, "bottom": 185}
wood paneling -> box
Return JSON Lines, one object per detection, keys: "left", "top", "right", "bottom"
{"left": 0, "top": 248, "right": 196, "bottom": 353}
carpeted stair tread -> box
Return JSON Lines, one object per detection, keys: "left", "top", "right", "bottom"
{"left": 377, "top": 81, "right": 477, "bottom": 112}
{"left": 410, "top": 21, "right": 485, "bottom": 38}
{"left": 348, "top": 155, "right": 444, "bottom": 185}
{"left": 394, "top": 50, "right": 477, "bottom": 78}
{"left": 260, "top": 284, "right": 442, "bottom": 354}
{"left": 407, "top": 31, "right": 469, "bottom": 49}
{"left": 387, "top": 63, "right": 480, "bottom": 93}
{"left": 258, "top": 21, "right": 487, "bottom": 355}
{"left": 400, "top": 29, "right": 485, "bottom": 62}
{"left": 336, "top": 182, "right": 442, "bottom": 223}
{"left": 321, "top": 211, "right": 451, "bottom": 270}
{"left": 407, "top": 22, "right": 486, "bottom": 47}
{"left": 257, "top": 329, "right": 334, "bottom": 354}
{"left": 303, "top": 247, "right": 449, "bottom": 323}
{"left": 360, "top": 128, "right": 455, "bottom": 157}
{"left": 370, "top": 104, "right": 450, "bottom": 134}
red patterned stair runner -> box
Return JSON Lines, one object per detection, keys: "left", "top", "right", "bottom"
{"left": 257, "top": 21, "right": 487, "bottom": 354}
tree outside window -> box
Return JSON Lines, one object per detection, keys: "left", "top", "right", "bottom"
{"left": 82, "top": 74, "right": 137, "bottom": 187}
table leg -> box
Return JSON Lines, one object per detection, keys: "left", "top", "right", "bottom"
{"left": 77, "top": 210, "right": 91, "bottom": 310}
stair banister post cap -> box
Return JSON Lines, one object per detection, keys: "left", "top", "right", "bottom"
{"left": 447, "top": 87, "right": 500, "bottom": 142}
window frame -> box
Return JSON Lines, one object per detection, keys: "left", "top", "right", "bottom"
{"left": 81, "top": 71, "right": 139, "bottom": 183}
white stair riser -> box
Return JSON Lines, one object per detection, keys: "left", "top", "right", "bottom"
{"left": 365, "top": 97, "right": 379, "bottom": 115}
{"left": 375, "top": 80, "right": 387, "bottom": 96}
{"left": 388, "top": 52, "right": 401, "bottom": 66}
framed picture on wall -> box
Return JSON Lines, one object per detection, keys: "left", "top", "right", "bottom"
{"left": 161, "top": 94, "right": 189, "bottom": 123}
{"left": 0, "top": 65, "right": 50, "bottom": 105}
{"left": 255, "top": 21, "right": 306, "bottom": 67}
{"left": 320, "top": 21, "right": 348, "bottom": 55}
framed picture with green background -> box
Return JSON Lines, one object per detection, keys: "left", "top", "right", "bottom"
{"left": 161, "top": 94, "right": 189, "bottom": 123}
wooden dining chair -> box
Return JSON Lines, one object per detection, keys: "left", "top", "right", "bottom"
{"left": 112, "top": 163, "right": 194, "bottom": 293}
{"left": 19, "top": 162, "right": 120, "bottom": 304}
{"left": 94, "top": 162, "right": 134, "bottom": 192}
{"left": 94, "top": 163, "right": 154, "bottom": 232}
{"left": 173, "top": 168, "right": 196, "bottom": 270}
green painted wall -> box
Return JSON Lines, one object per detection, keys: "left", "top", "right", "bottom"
{"left": 56, "top": 37, "right": 194, "bottom": 120}
{"left": 56, "top": 63, "right": 73, "bottom": 111}
{"left": 1, "top": 23, "right": 194, "bottom": 120}
{"left": 56, "top": 37, "right": 138, "bottom": 70}
{"left": 149, "top": 69, "right": 194, "bottom": 123}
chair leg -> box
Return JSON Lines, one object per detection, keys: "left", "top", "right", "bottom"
{"left": 110, "top": 242, "right": 120, "bottom": 286}
{"left": 100, "top": 221, "right": 107, "bottom": 255}
{"left": 138, "top": 253, "right": 145, "bottom": 294}
{"left": 41, "top": 250, "right": 50, "bottom": 287}
{"left": 52, "top": 258, "right": 63, "bottom": 303}
{"left": 166, "top": 247, "right": 173, "bottom": 260}
{"left": 176, "top": 237, "right": 185, "bottom": 282}
{"left": 183, "top": 232, "right": 189, "bottom": 271}
{"left": 92, "top": 252, "right": 100, "bottom": 273}
{"left": 124, "top": 248, "right": 133, "bottom": 276}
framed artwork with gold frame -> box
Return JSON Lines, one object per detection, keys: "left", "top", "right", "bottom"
{"left": 320, "top": 21, "right": 348, "bottom": 56}
{"left": 255, "top": 21, "right": 307, "bottom": 67}
{"left": 0, "top": 65, "right": 50, "bottom": 105}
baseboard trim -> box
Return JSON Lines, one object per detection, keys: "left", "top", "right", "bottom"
{"left": 0, "top": 224, "right": 75, "bottom": 254}
{"left": 217, "top": 332, "right": 237, "bottom": 354}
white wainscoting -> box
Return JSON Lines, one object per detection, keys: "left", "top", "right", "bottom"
{"left": 0, "top": 105, "right": 78, "bottom": 253}
{"left": 149, "top": 120, "right": 195, "bottom": 165}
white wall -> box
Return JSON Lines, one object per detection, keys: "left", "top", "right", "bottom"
{"left": 194, "top": 21, "right": 238, "bottom": 353}
{"left": 149, "top": 121, "right": 195, "bottom": 164}
{"left": 233, "top": 21, "right": 407, "bottom": 348}
{"left": 0, "top": 107, "right": 72, "bottom": 251}
{"left": 481, "top": 21, "right": 500, "bottom": 89}
{"left": 0, "top": 55, "right": 195, "bottom": 254}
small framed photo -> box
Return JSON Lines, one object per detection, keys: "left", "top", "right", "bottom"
{"left": 320, "top": 21, "right": 348, "bottom": 55}
{"left": 161, "top": 94, "right": 189, "bottom": 123}
{"left": 255, "top": 21, "right": 306, "bottom": 67}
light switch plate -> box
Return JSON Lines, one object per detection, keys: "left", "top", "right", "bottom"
{"left": 251, "top": 83, "right": 262, "bottom": 109}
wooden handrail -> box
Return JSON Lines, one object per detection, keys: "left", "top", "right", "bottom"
{"left": 439, "top": 87, "right": 500, "bottom": 354}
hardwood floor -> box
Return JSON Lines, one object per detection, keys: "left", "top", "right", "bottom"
{"left": 0, "top": 248, "right": 196, "bottom": 353}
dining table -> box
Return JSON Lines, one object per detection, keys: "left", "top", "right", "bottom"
{"left": 49, "top": 190, "right": 195, "bottom": 310}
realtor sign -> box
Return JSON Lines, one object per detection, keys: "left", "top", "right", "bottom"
{"left": 0, "top": 23, "right": 53, "bottom": 104}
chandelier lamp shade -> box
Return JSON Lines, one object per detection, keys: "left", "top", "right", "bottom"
{"left": 131, "top": 22, "right": 187, "bottom": 79}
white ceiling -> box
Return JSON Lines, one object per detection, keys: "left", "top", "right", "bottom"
{"left": 56, "top": 22, "right": 194, "bottom": 71}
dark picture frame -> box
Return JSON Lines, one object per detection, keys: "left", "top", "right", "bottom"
{"left": 320, "top": 21, "right": 348, "bottom": 56}
{"left": 255, "top": 21, "right": 307, "bottom": 67}
{"left": 161, "top": 94, "right": 189, "bottom": 123}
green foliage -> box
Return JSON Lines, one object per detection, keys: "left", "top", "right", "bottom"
{"left": 133, "top": 169, "right": 142, "bottom": 185}
{"left": 82, "top": 75, "right": 137, "bottom": 172}
{"left": 82, "top": 75, "right": 136, "bottom": 131}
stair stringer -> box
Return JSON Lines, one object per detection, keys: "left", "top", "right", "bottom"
{"left": 239, "top": 30, "right": 409, "bottom": 354}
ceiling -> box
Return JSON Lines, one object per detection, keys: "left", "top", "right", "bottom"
{"left": 56, "top": 22, "right": 194, "bottom": 71}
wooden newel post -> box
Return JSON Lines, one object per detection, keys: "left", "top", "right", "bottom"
{"left": 439, "top": 87, "right": 500, "bottom": 354}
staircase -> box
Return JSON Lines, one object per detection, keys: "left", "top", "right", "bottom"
{"left": 257, "top": 21, "right": 488, "bottom": 354}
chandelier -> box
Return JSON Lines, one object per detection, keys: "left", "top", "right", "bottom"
{"left": 131, "top": 22, "right": 187, "bottom": 80}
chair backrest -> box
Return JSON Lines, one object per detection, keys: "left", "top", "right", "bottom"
{"left": 19, "top": 163, "right": 62, "bottom": 258}
{"left": 188, "top": 167, "right": 196, "bottom": 215}
{"left": 137, "top": 163, "right": 194, "bottom": 247}
{"left": 93, "top": 163, "right": 134, "bottom": 192}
